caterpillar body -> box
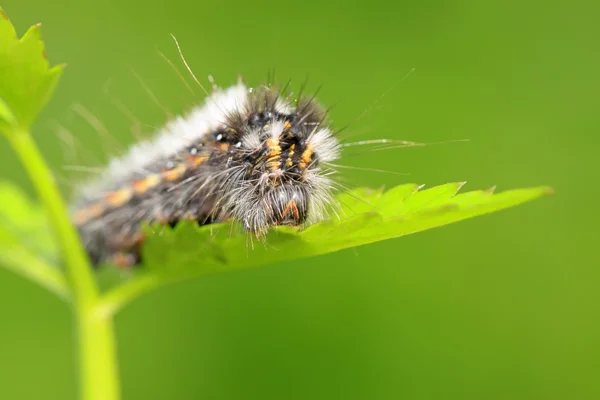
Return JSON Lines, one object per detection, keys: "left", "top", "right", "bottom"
{"left": 71, "top": 81, "right": 341, "bottom": 267}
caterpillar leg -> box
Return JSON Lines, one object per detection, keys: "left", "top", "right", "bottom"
{"left": 104, "top": 231, "right": 145, "bottom": 267}
{"left": 107, "top": 251, "right": 138, "bottom": 268}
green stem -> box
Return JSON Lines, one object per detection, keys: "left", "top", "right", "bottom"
{"left": 8, "top": 130, "right": 96, "bottom": 299}
{"left": 7, "top": 128, "right": 120, "bottom": 400}
{"left": 96, "top": 273, "right": 160, "bottom": 318}
{"left": 78, "top": 308, "right": 121, "bottom": 400}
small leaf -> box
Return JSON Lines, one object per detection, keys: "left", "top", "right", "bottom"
{"left": 0, "top": 8, "right": 64, "bottom": 132}
{"left": 96, "top": 183, "right": 552, "bottom": 315}
{"left": 0, "top": 182, "right": 68, "bottom": 299}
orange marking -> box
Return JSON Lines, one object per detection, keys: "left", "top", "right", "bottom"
{"left": 73, "top": 204, "right": 104, "bottom": 225}
{"left": 161, "top": 163, "right": 187, "bottom": 181}
{"left": 286, "top": 144, "right": 295, "bottom": 167}
{"left": 284, "top": 121, "right": 292, "bottom": 129}
{"left": 281, "top": 200, "right": 300, "bottom": 221}
{"left": 299, "top": 144, "right": 313, "bottom": 170}
{"left": 132, "top": 174, "right": 160, "bottom": 194}
{"left": 217, "top": 142, "right": 230, "bottom": 151}
{"left": 105, "top": 187, "right": 133, "bottom": 208}
{"left": 266, "top": 137, "right": 281, "bottom": 171}
{"left": 266, "top": 137, "right": 280, "bottom": 154}
{"left": 187, "top": 154, "right": 208, "bottom": 167}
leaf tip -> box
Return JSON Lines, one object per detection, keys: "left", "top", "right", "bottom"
{"left": 49, "top": 63, "right": 67, "bottom": 75}
{"left": 29, "top": 23, "right": 42, "bottom": 35}
{"left": 22, "top": 22, "right": 43, "bottom": 42}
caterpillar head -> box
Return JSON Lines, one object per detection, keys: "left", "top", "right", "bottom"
{"left": 218, "top": 88, "right": 341, "bottom": 234}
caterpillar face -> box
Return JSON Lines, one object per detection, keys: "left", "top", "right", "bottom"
{"left": 72, "top": 82, "right": 340, "bottom": 267}
{"left": 218, "top": 109, "right": 339, "bottom": 234}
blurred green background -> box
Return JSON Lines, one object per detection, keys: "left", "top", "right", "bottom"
{"left": 0, "top": 0, "right": 598, "bottom": 399}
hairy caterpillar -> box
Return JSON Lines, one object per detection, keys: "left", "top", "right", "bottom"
{"left": 71, "top": 80, "right": 342, "bottom": 267}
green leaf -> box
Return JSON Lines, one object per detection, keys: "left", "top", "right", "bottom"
{"left": 0, "top": 182, "right": 68, "bottom": 299}
{"left": 96, "top": 183, "right": 552, "bottom": 316}
{"left": 0, "top": 7, "right": 64, "bottom": 132}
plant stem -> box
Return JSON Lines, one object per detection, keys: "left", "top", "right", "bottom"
{"left": 7, "top": 128, "right": 120, "bottom": 400}
{"left": 77, "top": 307, "right": 121, "bottom": 400}
{"left": 8, "top": 130, "right": 97, "bottom": 299}
{"left": 96, "top": 273, "right": 160, "bottom": 318}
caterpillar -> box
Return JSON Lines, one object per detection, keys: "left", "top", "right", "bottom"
{"left": 70, "top": 80, "right": 341, "bottom": 267}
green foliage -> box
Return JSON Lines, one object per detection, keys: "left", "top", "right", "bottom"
{"left": 0, "top": 182, "right": 67, "bottom": 298}
{"left": 0, "top": 7, "right": 64, "bottom": 132}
